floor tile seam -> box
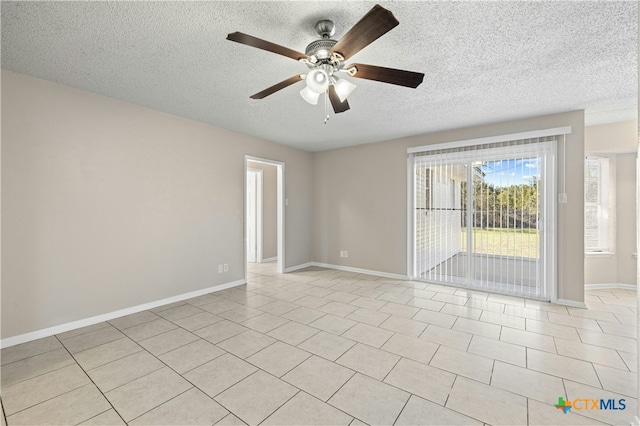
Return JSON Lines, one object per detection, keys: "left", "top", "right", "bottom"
{"left": 466, "top": 344, "right": 527, "bottom": 368}
{"left": 2, "top": 351, "right": 94, "bottom": 393}
{"left": 0, "top": 345, "right": 74, "bottom": 374}
{"left": 521, "top": 323, "right": 581, "bottom": 342}
{"left": 158, "top": 307, "right": 208, "bottom": 324}
{"left": 207, "top": 366, "right": 264, "bottom": 403}
{"left": 390, "top": 391, "right": 412, "bottom": 426}
{"left": 442, "top": 374, "right": 457, "bottom": 409}
{"left": 2, "top": 367, "right": 95, "bottom": 418}
{"left": 76, "top": 341, "right": 148, "bottom": 372}
{"left": 175, "top": 316, "right": 228, "bottom": 333}
{"left": 82, "top": 343, "right": 149, "bottom": 374}
{"left": 210, "top": 362, "right": 308, "bottom": 423}
{"left": 99, "top": 361, "right": 166, "bottom": 395}
{"left": 86, "top": 408, "right": 125, "bottom": 425}
{"left": 321, "top": 369, "right": 359, "bottom": 407}
{"left": 215, "top": 330, "right": 276, "bottom": 355}
{"left": 169, "top": 348, "right": 228, "bottom": 377}
{"left": 333, "top": 353, "right": 400, "bottom": 383}
{"left": 594, "top": 329, "right": 639, "bottom": 340}
{"left": 427, "top": 347, "right": 494, "bottom": 383}
{"left": 340, "top": 326, "right": 397, "bottom": 355}
{"left": 281, "top": 388, "right": 359, "bottom": 425}
{"left": 380, "top": 371, "right": 468, "bottom": 416}
{"left": 136, "top": 326, "right": 200, "bottom": 351}
{"left": 4, "top": 383, "right": 111, "bottom": 424}
{"left": 197, "top": 325, "right": 248, "bottom": 346}
{"left": 117, "top": 340, "right": 246, "bottom": 418}
{"left": 50, "top": 335, "right": 128, "bottom": 425}
{"left": 126, "top": 385, "right": 196, "bottom": 424}
{"left": 108, "top": 315, "right": 161, "bottom": 332}
{"left": 271, "top": 325, "right": 321, "bottom": 348}
{"left": 447, "top": 372, "right": 537, "bottom": 414}
{"left": 63, "top": 332, "right": 128, "bottom": 355}
{"left": 250, "top": 347, "right": 313, "bottom": 379}
{"left": 545, "top": 317, "right": 605, "bottom": 333}
{"left": 617, "top": 350, "right": 636, "bottom": 372}
{"left": 523, "top": 361, "right": 604, "bottom": 390}
{"left": 573, "top": 338, "right": 635, "bottom": 354}
{"left": 183, "top": 298, "right": 223, "bottom": 309}
{"left": 1, "top": 399, "right": 7, "bottom": 426}
{"left": 380, "top": 354, "right": 403, "bottom": 384}
{"left": 528, "top": 344, "right": 613, "bottom": 366}
{"left": 54, "top": 322, "right": 113, "bottom": 342}
{"left": 553, "top": 344, "right": 633, "bottom": 372}
{"left": 151, "top": 302, "right": 188, "bottom": 315}
{"left": 254, "top": 388, "right": 303, "bottom": 425}
{"left": 295, "top": 337, "right": 355, "bottom": 364}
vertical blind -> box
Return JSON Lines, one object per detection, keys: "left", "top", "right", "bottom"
{"left": 410, "top": 136, "right": 558, "bottom": 300}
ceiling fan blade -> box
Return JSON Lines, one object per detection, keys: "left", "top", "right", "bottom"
{"left": 328, "top": 85, "right": 350, "bottom": 113}
{"left": 227, "top": 32, "right": 308, "bottom": 61}
{"left": 347, "top": 63, "right": 424, "bottom": 88}
{"left": 250, "top": 74, "right": 305, "bottom": 99}
{"left": 330, "top": 4, "right": 399, "bottom": 60}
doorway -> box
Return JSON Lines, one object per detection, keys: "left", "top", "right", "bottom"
{"left": 244, "top": 156, "right": 285, "bottom": 276}
{"left": 246, "top": 168, "right": 263, "bottom": 263}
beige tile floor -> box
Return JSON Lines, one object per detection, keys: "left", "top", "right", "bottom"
{"left": 1, "top": 262, "right": 637, "bottom": 425}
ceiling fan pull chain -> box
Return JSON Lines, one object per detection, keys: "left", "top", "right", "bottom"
{"left": 324, "top": 90, "right": 330, "bottom": 124}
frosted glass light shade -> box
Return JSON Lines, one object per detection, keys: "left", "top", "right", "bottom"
{"left": 333, "top": 78, "right": 357, "bottom": 102}
{"left": 306, "top": 69, "right": 329, "bottom": 93}
{"left": 300, "top": 86, "right": 320, "bottom": 105}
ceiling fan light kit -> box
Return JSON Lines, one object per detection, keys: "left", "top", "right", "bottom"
{"left": 300, "top": 86, "right": 320, "bottom": 105}
{"left": 227, "top": 4, "right": 425, "bottom": 121}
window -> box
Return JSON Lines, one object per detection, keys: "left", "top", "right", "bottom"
{"left": 584, "top": 156, "right": 611, "bottom": 252}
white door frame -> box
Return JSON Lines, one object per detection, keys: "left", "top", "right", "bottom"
{"left": 244, "top": 156, "right": 285, "bottom": 276}
{"left": 246, "top": 167, "right": 263, "bottom": 263}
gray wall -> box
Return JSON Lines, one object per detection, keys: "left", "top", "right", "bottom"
{"left": 313, "top": 111, "right": 586, "bottom": 303}
{"left": 2, "top": 69, "right": 605, "bottom": 340}
{"left": 2, "top": 71, "right": 313, "bottom": 339}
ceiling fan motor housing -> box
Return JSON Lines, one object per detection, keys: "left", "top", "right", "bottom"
{"left": 305, "top": 39, "right": 337, "bottom": 60}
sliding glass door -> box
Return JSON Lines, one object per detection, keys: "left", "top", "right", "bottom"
{"left": 410, "top": 138, "right": 556, "bottom": 300}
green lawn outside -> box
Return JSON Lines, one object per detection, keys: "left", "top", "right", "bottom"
{"left": 461, "top": 227, "right": 539, "bottom": 258}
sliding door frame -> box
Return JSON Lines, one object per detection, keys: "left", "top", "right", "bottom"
{"left": 407, "top": 127, "right": 569, "bottom": 301}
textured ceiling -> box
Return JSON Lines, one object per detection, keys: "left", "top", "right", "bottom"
{"left": 2, "top": 1, "right": 637, "bottom": 151}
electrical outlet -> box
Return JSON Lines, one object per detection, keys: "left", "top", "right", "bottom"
{"left": 223, "top": 263, "right": 229, "bottom": 272}
{"left": 218, "top": 264, "right": 223, "bottom": 273}
{"left": 344, "top": 251, "right": 348, "bottom": 258}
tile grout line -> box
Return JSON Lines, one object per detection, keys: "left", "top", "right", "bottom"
{"left": 390, "top": 392, "right": 411, "bottom": 426}
{"left": 53, "top": 334, "right": 128, "bottom": 425}
{"left": 127, "top": 386, "right": 194, "bottom": 424}
{"left": 1, "top": 344, "right": 68, "bottom": 369}
{"left": 255, "top": 389, "right": 302, "bottom": 426}
{"left": 123, "top": 338, "right": 254, "bottom": 423}
{"left": 1, "top": 396, "right": 8, "bottom": 426}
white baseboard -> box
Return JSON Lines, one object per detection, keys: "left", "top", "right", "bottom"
{"left": 553, "top": 298, "right": 588, "bottom": 308}
{"left": 260, "top": 257, "right": 277, "bottom": 263}
{"left": 585, "top": 283, "right": 637, "bottom": 290}
{"left": 1, "top": 278, "right": 246, "bottom": 349}
{"left": 309, "top": 262, "right": 410, "bottom": 281}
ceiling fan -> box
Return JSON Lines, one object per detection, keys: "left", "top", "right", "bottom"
{"left": 227, "top": 4, "right": 424, "bottom": 120}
